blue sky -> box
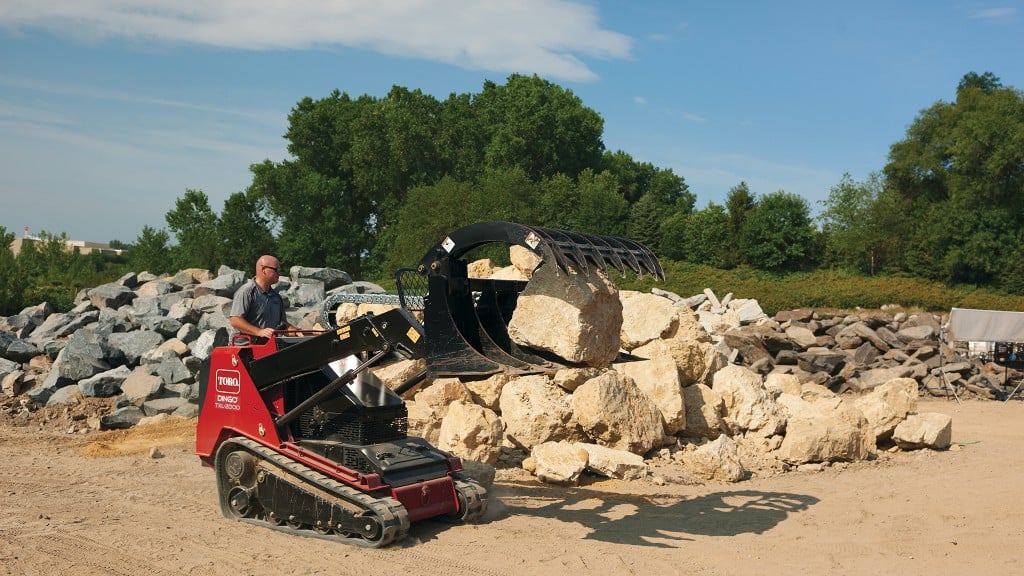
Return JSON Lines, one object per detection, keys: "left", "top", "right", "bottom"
{"left": 1, "top": 1, "right": 1022, "bottom": 245}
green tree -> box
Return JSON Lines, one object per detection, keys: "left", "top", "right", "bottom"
{"left": 883, "top": 71, "right": 1024, "bottom": 286}
{"left": 474, "top": 74, "right": 605, "bottom": 181}
{"left": 165, "top": 189, "right": 221, "bottom": 271}
{"left": 128, "top": 225, "right": 172, "bottom": 274}
{"left": 740, "top": 191, "right": 819, "bottom": 272}
{"left": 383, "top": 176, "right": 492, "bottom": 273}
{"left": 627, "top": 193, "right": 664, "bottom": 252}
{"left": 725, "top": 181, "right": 756, "bottom": 267}
{"left": 0, "top": 226, "right": 23, "bottom": 315}
{"left": 659, "top": 203, "right": 731, "bottom": 267}
{"left": 818, "top": 173, "right": 886, "bottom": 274}
{"left": 219, "top": 191, "right": 278, "bottom": 271}
{"left": 15, "top": 232, "right": 84, "bottom": 311}
{"left": 571, "top": 169, "right": 629, "bottom": 236}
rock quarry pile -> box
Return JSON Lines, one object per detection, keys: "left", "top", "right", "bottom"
{"left": 0, "top": 256, "right": 1007, "bottom": 485}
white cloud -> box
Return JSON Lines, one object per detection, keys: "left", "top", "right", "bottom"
{"left": 682, "top": 112, "right": 706, "bottom": 122}
{"left": 968, "top": 7, "right": 1017, "bottom": 20}
{"left": 0, "top": 0, "right": 633, "bottom": 82}
{"left": 633, "top": 96, "right": 647, "bottom": 105}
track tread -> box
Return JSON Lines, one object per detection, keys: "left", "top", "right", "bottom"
{"left": 220, "top": 437, "right": 410, "bottom": 547}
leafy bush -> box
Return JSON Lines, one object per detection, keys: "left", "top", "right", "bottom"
{"left": 619, "top": 262, "right": 1024, "bottom": 315}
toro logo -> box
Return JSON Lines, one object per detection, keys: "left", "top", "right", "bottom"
{"left": 214, "top": 369, "right": 241, "bottom": 395}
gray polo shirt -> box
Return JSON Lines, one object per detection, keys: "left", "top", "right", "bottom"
{"left": 230, "top": 279, "right": 287, "bottom": 330}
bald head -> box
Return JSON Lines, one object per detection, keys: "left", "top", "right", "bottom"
{"left": 255, "top": 254, "right": 281, "bottom": 289}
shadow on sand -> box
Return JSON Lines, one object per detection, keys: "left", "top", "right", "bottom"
{"left": 489, "top": 483, "right": 820, "bottom": 547}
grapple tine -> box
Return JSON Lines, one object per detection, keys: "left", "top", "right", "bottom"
{"left": 528, "top": 226, "right": 593, "bottom": 276}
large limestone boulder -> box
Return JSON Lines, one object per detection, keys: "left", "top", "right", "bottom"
{"left": 551, "top": 367, "right": 603, "bottom": 392}
{"left": 506, "top": 264, "right": 622, "bottom": 366}
{"left": 526, "top": 441, "right": 589, "bottom": 485}
{"left": 509, "top": 245, "right": 542, "bottom": 278}
{"left": 620, "top": 291, "right": 678, "bottom": 350}
{"left": 632, "top": 338, "right": 711, "bottom": 386}
{"left": 713, "top": 364, "right": 786, "bottom": 438}
{"left": 575, "top": 443, "right": 647, "bottom": 480}
{"left": 438, "top": 400, "right": 503, "bottom": 465}
{"left": 462, "top": 373, "right": 512, "bottom": 411}
{"left": 671, "top": 306, "right": 711, "bottom": 343}
{"left": 571, "top": 370, "right": 665, "bottom": 455}
{"left": 409, "top": 378, "right": 474, "bottom": 444}
{"left": 467, "top": 259, "right": 496, "bottom": 278}
{"left": 854, "top": 378, "right": 918, "bottom": 441}
{"left": 498, "top": 374, "right": 576, "bottom": 449}
{"left": 764, "top": 373, "right": 802, "bottom": 398}
{"left": 370, "top": 358, "right": 426, "bottom": 391}
{"left": 683, "top": 435, "right": 748, "bottom": 482}
{"left": 681, "top": 383, "right": 725, "bottom": 438}
{"left": 777, "top": 394, "right": 873, "bottom": 464}
{"left": 893, "top": 413, "right": 952, "bottom": 450}
{"left": 613, "top": 354, "right": 686, "bottom": 434}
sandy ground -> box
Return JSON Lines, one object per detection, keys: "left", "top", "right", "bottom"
{"left": 1, "top": 397, "right": 1023, "bottom": 576}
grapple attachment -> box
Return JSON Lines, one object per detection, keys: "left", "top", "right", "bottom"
{"left": 405, "top": 221, "right": 663, "bottom": 378}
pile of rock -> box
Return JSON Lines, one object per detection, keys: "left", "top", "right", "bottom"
{"left": 0, "top": 265, "right": 361, "bottom": 429}
{"left": 0, "top": 257, "right": 994, "bottom": 486}
{"left": 388, "top": 258, "right": 960, "bottom": 485}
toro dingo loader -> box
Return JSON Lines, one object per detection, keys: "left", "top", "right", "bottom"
{"left": 195, "top": 222, "right": 662, "bottom": 547}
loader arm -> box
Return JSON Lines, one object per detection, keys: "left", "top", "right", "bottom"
{"left": 246, "top": 307, "right": 425, "bottom": 391}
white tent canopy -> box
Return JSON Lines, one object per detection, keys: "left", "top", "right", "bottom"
{"left": 948, "top": 307, "right": 1024, "bottom": 342}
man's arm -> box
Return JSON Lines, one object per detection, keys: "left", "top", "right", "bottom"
{"left": 230, "top": 315, "right": 275, "bottom": 339}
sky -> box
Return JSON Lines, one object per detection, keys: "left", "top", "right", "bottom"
{"left": 1, "top": 1, "right": 1022, "bottom": 245}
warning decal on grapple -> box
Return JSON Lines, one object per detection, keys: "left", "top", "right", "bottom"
{"left": 525, "top": 231, "right": 541, "bottom": 250}
{"left": 442, "top": 236, "right": 456, "bottom": 253}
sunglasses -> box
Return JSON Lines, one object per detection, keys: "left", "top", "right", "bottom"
{"left": 262, "top": 265, "right": 280, "bottom": 273}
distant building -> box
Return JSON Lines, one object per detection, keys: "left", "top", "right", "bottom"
{"left": 9, "top": 226, "right": 123, "bottom": 256}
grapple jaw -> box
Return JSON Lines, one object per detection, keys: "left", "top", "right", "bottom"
{"left": 406, "top": 222, "right": 663, "bottom": 378}
{"left": 416, "top": 221, "right": 664, "bottom": 281}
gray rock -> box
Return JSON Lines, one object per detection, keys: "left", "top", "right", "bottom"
{"left": 108, "top": 330, "right": 166, "bottom": 367}
{"left": 897, "top": 325, "right": 935, "bottom": 343}
{"left": 46, "top": 384, "right": 83, "bottom": 406}
{"left": 289, "top": 266, "right": 352, "bottom": 291}
{"left": 0, "top": 357, "right": 22, "bottom": 380}
{"left": 285, "top": 282, "right": 326, "bottom": 308}
{"left": 156, "top": 356, "right": 192, "bottom": 386}
{"left": 142, "top": 396, "right": 190, "bottom": 416}
{"left": 129, "top": 296, "right": 164, "bottom": 317}
{"left": 176, "top": 323, "right": 201, "bottom": 344}
{"left": 120, "top": 368, "right": 164, "bottom": 403}
{"left": 87, "top": 282, "right": 137, "bottom": 310}
{"left": 135, "top": 278, "right": 174, "bottom": 298}
{"left": 79, "top": 365, "right": 131, "bottom": 397}
{"left": 147, "top": 317, "right": 184, "bottom": 339}
{"left": 116, "top": 271, "right": 139, "bottom": 288}
{"left": 196, "top": 268, "right": 246, "bottom": 298}
{"left": 796, "top": 350, "right": 846, "bottom": 375}
{"left": 172, "top": 402, "right": 199, "bottom": 418}
{"left": 101, "top": 406, "right": 145, "bottom": 429}
{"left": 29, "top": 311, "right": 98, "bottom": 343}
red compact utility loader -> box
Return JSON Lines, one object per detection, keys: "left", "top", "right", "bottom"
{"left": 195, "top": 221, "right": 662, "bottom": 547}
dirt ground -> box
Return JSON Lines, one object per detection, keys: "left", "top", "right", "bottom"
{"left": 1, "top": 397, "right": 1023, "bottom": 576}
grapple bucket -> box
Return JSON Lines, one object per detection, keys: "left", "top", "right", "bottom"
{"left": 403, "top": 221, "right": 663, "bottom": 378}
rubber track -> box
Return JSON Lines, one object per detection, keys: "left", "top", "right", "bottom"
{"left": 223, "top": 437, "right": 411, "bottom": 548}
{"left": 453, "top": 478, "right": 488, "bottom": 523}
